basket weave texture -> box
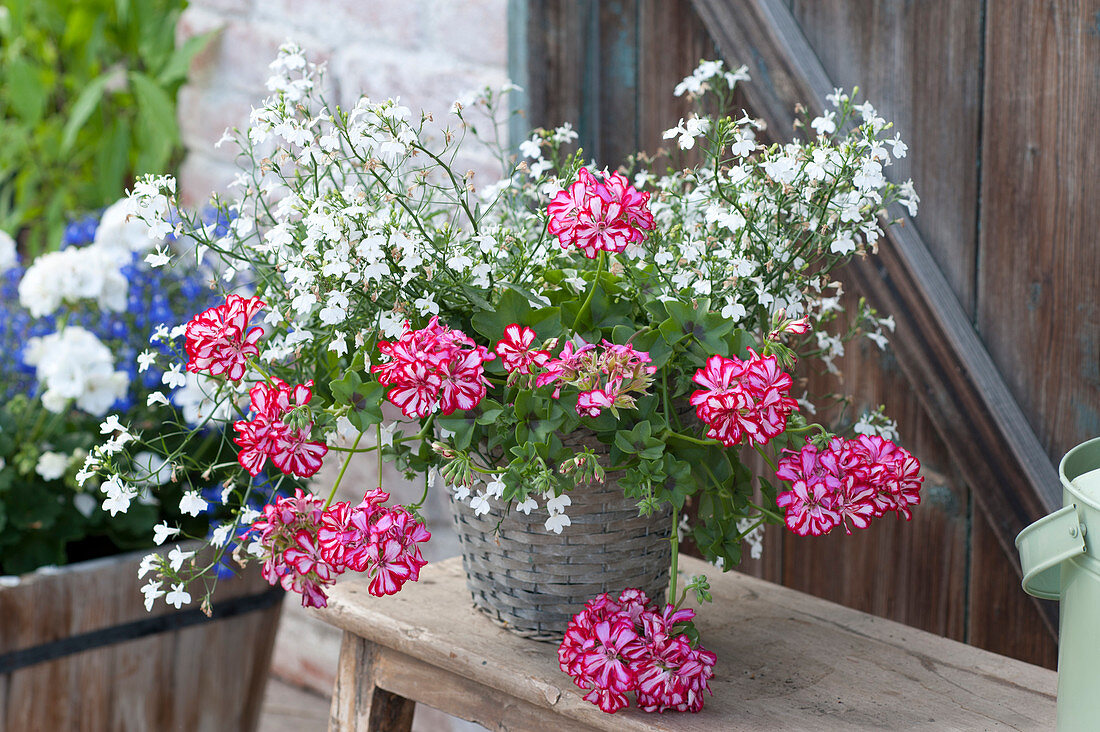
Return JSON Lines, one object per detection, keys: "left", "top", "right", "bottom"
{"left": 449, "top": 431, "right": 672, "bottom": 642}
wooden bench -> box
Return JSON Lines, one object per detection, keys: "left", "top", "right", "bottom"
{"left": 314, "top": 556, "right": 1057, "bottom": 730}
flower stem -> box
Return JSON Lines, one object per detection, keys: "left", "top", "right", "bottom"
{"left": 753, "top": 443, "right": 777, "bottom": 473}
{"left": 660, "top": 428, "right": 719, "bottom": 447}
{"left": 324, "top": 430, "right": 363, "bottom": 509}
{"left": 571, "top": 251, "right": 605, "bottom": 334}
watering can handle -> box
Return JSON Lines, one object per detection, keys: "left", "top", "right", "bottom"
{"left": 1016, "top": 503, "right": 1087, "bottom": 600}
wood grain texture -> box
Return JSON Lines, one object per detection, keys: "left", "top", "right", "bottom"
{"left": 317, "top": 557, "right": 1057, "bottom": 731}
{"left": 790, "top": 0, "right": 983, "bottom": 316}
{"left": 779, "top": 332, "right": 971, "bottom": 643}
{"left": 0, "top": 546, "right": 281, "bottom": 732}
{"left": 978, "top": 0, "right": 1100, "bottom": 464}
{"left": 968, "top": 508, "right": 1059, "bottom": 669}
{"left": 689, "top": 0, "right": 1062, "bottom": 642}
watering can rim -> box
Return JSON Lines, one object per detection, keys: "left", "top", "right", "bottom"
{"left": 1059, "top": 436, "right": 1100, "bottom": 510}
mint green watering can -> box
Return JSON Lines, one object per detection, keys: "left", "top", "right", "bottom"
{"left": 1017, "top": 437, "right": 1100, "bottom": 730}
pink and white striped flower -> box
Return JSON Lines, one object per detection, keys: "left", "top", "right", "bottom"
{"left": 372, "top": 317, "right": 494, "bottom": 418}
{"left": 495, "top": 324, "right": 551, "bottom": 375}
{"left": 547, "top": 168, "right": 654, "bottom": 258}
{"left": 690, "top": 350, "right": 798, "bottom": 447}
{"left": 184, "top": 294, "right": 266, "bottom": 381}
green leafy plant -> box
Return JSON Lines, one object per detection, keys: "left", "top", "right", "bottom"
{"left": 0, "top": 0, "right": 215, "bottom": 255}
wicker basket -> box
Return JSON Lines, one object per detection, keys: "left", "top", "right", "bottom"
{"left": 449, "top": 431, "right": 672, "bottom": 641}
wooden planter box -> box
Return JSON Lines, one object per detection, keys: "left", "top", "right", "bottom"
{"left": 0, "top": 546, "right": 283, "bottom": 731}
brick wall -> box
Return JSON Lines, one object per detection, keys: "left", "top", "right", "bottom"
{"left": 176, "top": 0, "right": 508, "bottom": 205}
{"left": 175, "top": 4, "right": 507, "bottom": 728}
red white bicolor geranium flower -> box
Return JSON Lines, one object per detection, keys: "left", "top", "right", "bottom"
{"left": 559, "top": 589, "right": 717, "bottom": 714}
{"left": 233, "top": 379, "right": 328, "bottom": 478}
{"left": 372, "top": 317, "right": 494, "bottom": 418}
{"left": 690, "top": 350, "right": 798, "bottom": 447}
{"left": 547, "top": 168, "right": 655, "bottom": 258}
{"left": 495, "top": 324, "right": 551, "bottom": 375}
{"left": 184, "top": 294, "right": 266, "bottom": 381}
{"left": 775, "top": 435, "right": 924, "bottom": 536}
{"left": 248, "top": 488, "right": 431, "bottom": 608}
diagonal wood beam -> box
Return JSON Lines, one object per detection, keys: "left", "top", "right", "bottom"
{"left": 689, "top": 0, "right": 1061, "bottom": 626}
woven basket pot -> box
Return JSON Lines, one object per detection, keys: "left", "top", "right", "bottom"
{"left": 448, "top": 431, "right": 672, "bottom": 641}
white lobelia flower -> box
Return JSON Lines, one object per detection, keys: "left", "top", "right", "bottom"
{"left": 179, "top": 490, "right": 208, "bottom": 517}
{"left": 545, "top": 512, "right": 571, "bottom": 534}
{"left": 167, "top": 546, "right": 195, "bottom": 572}
{"left": 516, "top": 497, "right": 538, "bottom": 515}
{"left": 211, "top": 523, "right": 234, "bottom": 548}
{"left": 153, "top": 523, "right": 180, "bottom": 546}
{"left": 162, "top": 364, "right": 187, "bottom": 389}
{"left": 147, "top": 391, "right": 170, "bottom": 408}
{"left": 545, "top": 493, "right": 571, "bottom": 515}
{"left": 141, "top": 580, "right": 166, "bottom": 612}
{"left": 137, "top": 350, "right": 157, "bottom": 373}
{"left": 485, "top": 477, "right": 506, "bottom": 499}
{"left": 99, "top": 414, "right": 127, "bottom": 435}
{"left": 469, "top": 491, "right": 491, "bottom": 516}
{"left": 164, "top": 583, "right": 192, "bottom": 609}
{"left": 137, "top": 552, "right": 160, "bottom": 579}
{"left": 518, "top": 134, "right": 541, "bottom": 159}
{"left": 811, "top": 111, "right": 837, "bottom": 136}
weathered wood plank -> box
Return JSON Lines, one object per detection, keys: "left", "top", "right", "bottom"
{"left": 790, "top": 0, "right": 982, "bottom": 316}
{"left": 0, "top": 547, "right": 281, "bottom": 732}
{"left": 516, "top": 1, "right": 591, "bottom": 154}
{"left": 779, "top": 332, "right": 970, "bottom": 643}
{"left": 688, "top": 0, "right": 1061, "bottom": 635}
{"left": 317, "top": 557, "right": 1057, "bottom": 731}
{"left": 969, "top": 508, "right": 1059, "bottom": 669}
{"left": 977, "top": 0, "right": 1100, "bottom": 464}
{"left": 372, "top": 646, "right": 596, "bottom": 732}
{"left": 636, "top": 0, "right": 717, "bottom": 156}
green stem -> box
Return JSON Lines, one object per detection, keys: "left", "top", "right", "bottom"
{"left": 753, "top": 443, "right": 777, "bottom": 473}
{"left": 669, "top": 503, "right": 680, "bottom": 603}
{"left": 324, "top": 430, "right": 364, "bottom": 509}
{"left": 660, "top": 428, "right": 720, "bottom": 447}
{"left": 748, "top": 500, "right": 783, "bottom": 523}
{"left": 571, "top": 251, "right": 606, "bottom": 334}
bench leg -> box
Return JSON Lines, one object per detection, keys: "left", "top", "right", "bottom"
{"left": 330, "top": 632, "right": 416, "bottom": 732}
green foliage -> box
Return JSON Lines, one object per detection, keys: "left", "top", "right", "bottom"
{"left": 0, "top": 0, "right": 215, "bottom": 254}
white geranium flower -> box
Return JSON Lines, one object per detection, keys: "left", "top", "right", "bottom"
{"left": 24, "top": 328, "right": 129, "bottom": 416}
{"left": 0, "top": 229, "right": 17, "bottom": 272}
{"left": 35, "top": 451, "right": 70, "bottom": 481}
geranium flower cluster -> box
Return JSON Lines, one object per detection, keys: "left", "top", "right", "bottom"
{"left": 246, "top": 487, "right": 430, "bottom": 608}
{"left": 690, "top": 350, "right": 798, "bottom": 447}
{"left": 547, "top": 168, "right": 655, "bottom": 258}
{"left": 184, "top": 294, "right": 266, "bottom": 382}
{"left": 182, "top": 294, "right": 329, "bottom": 479}
{"left": 775, "top": 435, "right": 924, "bottom": 536}
{"left": 534, "top": 338, "right": 656, "bottom": 417}
{"left": 558, "top": 589, "right": 717, "bottom": 714}
{"left": 372, "top": 317, "right": 495, "bottom": 418}
{"left": 233, "top": 380, "right": 329, "bottom": 478}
